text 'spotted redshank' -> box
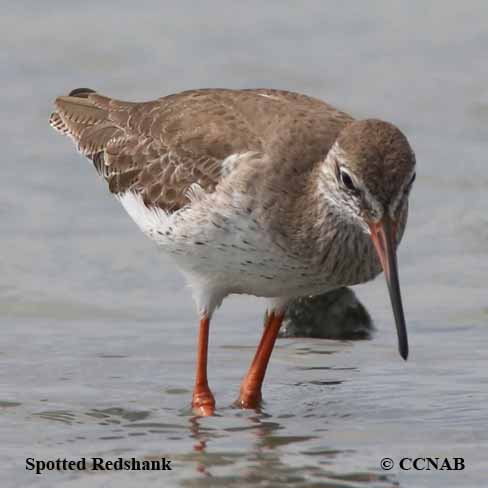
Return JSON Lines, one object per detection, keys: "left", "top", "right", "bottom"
{"left": 50, "top": 87, "right": 416, "bottom": 416}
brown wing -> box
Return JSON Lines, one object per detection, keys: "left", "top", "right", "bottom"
{"left": 50, "top": 87, "right": 352, "bottom": 212}
{"left": 50, "top": 88, "right": 228, "bottom": 212}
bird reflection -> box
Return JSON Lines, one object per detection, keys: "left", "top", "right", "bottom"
{"left": 187, "top": 411, "right": 396, "bottom": 486}
{"left": 188, "top": 411, "right": 313, "bottom": 481}
{"left": 189, "top": 416, "right": 212, "bottom": 477}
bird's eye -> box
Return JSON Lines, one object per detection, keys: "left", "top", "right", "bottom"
{"left": 409, "top": 172, "right": 416, "bottom": 186}
{"left": 339, "top": 169, "right": 356, "bottom": 192}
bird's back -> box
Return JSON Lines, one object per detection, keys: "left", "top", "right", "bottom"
{"left": 50, "top": 88, "right": 352, "bottom": 214}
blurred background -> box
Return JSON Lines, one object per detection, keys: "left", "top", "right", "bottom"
{"left": 2, "top": 1, "right": 487, "bottom": 487}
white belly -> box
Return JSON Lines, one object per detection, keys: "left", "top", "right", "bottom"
{"left": 117, "top": 190, "right": 333, "bottom": 299}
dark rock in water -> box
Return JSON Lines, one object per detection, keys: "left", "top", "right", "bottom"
{"left": 279, "top": 288, "right": 374, "bottom": 340}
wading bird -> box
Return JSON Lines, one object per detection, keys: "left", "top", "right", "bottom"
{"left": 50, "top": 88, "right": 415, "bottom": 416}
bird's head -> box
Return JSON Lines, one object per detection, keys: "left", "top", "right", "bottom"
{"left": 323, "top": 119, "right": 416, "bottom": 360}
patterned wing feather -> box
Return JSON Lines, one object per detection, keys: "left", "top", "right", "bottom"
{"left": 50, "top": 89, "right": 232, "bottom": 212}
{"left": 50, "top": 87, "right": 352, "bottom": 212}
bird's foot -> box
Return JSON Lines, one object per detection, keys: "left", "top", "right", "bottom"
{"left": 237, "top": 387, "right": 262, "bottom": 409}
{"left": 192, "top": 388, "right": 215, "bottom": 416}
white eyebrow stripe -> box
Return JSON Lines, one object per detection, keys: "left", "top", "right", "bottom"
{"left": 389, "top": 166, "right": 416, "bottom": 218}
{"left": 328, "top": 142, "right": 383, "bottom": 218}
{"left": 328, "top": 141, "right": 348, "bottom": 164}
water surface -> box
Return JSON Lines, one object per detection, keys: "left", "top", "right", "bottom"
{"left": 2, "top": 1, "right": 488, "bottom": 487}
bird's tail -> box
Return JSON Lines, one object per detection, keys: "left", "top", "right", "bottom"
{"left": 49, "top": 87, "right": 125, "bottom": 174}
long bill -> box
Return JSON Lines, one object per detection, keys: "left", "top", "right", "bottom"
{"left": 368, "top": 217, "right": 409, "bottom": 360}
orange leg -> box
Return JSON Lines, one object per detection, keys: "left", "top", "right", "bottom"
{"left": 192, "top": 315, "right": 215, "bottom": 416}
{"left": 238, "top": 310, "right": 285, "bottom": 408}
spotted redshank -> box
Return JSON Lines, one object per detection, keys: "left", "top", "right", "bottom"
{"left": 50, "top": 88, "right": 416, "bottom": 416}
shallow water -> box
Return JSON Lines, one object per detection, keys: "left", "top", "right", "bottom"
{"left": 2, "top": 1, "right": 488, "bottom": 487}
